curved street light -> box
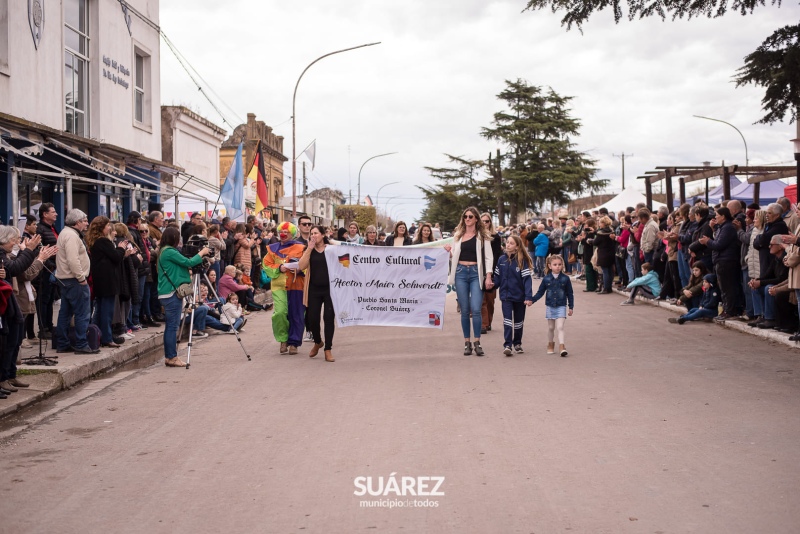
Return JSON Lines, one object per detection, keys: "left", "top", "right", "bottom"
{"left": 693, "top": 115, "right": 749, "bottom": 167}
{"left": 375, "top": 181, "right": 399, "bottom": 211}
{"left": 292, "top": 42, "right": 381, "bottom": 217}
{"left": 357, "top": 152, "right": 398, "bottom": 205}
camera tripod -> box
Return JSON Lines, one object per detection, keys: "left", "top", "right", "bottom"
{"left": 177, "top": 269, "right": 251, "bottom": 369}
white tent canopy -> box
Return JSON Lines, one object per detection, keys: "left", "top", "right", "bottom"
{"left": 593, "top": 188, "right": 666, "bottom": 214}
{"left": 161, "top": 187, "right": 228, "bottom": 222}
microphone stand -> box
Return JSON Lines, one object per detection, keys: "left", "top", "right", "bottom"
{"left": 22, "top": 262, "right": 63, "bottom": 366}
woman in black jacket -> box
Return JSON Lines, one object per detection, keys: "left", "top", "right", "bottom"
{"left": 578, "top": 219, "right": 598, "bottom": 292}
{"left": 587, "top": 216, "right": 617, "bottom": 294}
{"left": 480, "top": 213, "right": 503, "bottom": 333}
{"left": 384, "top": 221, "right": 413, "bottom": 247}
{"left": 87, "top": 217, "right": 129, "bottom": 347}
{"left": 113, "top": 223, "right": 141, "bottom": 338}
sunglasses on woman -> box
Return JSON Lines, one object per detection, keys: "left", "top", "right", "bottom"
{"left": 463, "top": 214, "right": 475, "bottom": 220}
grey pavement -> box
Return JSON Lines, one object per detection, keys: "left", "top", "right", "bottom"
{"left": 0, "top": 289, "right": 799, "bottom": 533}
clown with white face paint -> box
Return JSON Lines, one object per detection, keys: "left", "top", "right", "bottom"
{"left": 262, "top": 222, "right": 307, "bottom": 354}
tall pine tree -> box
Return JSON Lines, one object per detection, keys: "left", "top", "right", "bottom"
{"left": 419, "top": 155, "right": 491, "bottom": 231}
{"left": 481, "top": 79, "right": 605, "bottom": 223}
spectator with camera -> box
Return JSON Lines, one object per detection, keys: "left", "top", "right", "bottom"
{"left": 157, "top": 227, "right": 211, "bottom": 367}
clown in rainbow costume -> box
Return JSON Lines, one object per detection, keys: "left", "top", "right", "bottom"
{"left": 263, "top": 222, "right": 307, "bottom": 353}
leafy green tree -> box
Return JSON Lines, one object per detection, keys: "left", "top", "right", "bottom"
{"left": 523, "top": 0, "right": 798, "bottom": 124}
{"left": 481, "top": 79, "right": 604, "bottom": 223}
{"left": 419, "top": 155, "right": 491, "bottom": 231}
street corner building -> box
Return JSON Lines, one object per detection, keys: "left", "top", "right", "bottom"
{"left": 0, "top": 0, "right": 183, "bottom": 226}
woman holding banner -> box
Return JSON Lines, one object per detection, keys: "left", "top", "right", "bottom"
{"left": 412, "top": 223, "right": 435, "bottom": 245}
{"left": 297, "top": 226, "right": 335, "bottom": 362}
{"left": 445, "top": 207, "right": 494, "bottom": 357}
{"left": 363, "top": 226, "right": 384, "bottom": 246}
{"left": 385, "top": 221, "right": 413, "bottom": 247}
{"left": 480, "top": 213, "right": 503, "bottom": 334}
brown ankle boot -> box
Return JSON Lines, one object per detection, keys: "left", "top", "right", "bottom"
{"left": 309, "top": 342, "right": 324, "bottom": 358}
{"left": 547, "top": 342, "right": 555, "bottom": 354}
{"left": 559, "top": 344, "right": 568, "bottom": 357}
{"left": 324, "top": 350, "right": 334, "bottom": 362}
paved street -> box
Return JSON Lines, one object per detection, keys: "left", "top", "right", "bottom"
{"left": 1, "top": 290, "right": 799, "bottom": 533}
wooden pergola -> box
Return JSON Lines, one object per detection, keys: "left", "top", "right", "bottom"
{"left": 637, "top": 165, "right": 797, "bottom": 210}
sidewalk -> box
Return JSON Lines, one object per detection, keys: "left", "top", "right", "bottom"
{"left": 1, "top": 289, "right": 273, "bottom": 418}
{"left": 573, "top": 274, "right": 800, "bottom": 349}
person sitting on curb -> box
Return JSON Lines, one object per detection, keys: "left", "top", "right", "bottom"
{"left": 677, "top": 262, "right": 709, "bottom": 309}
{"left": 748, "top": 234, "right": 790, "bottom": 331}
{"left": 668, "top": 274, "right": 721, "bottom": 324}
{"left": 620, "top": 262, "right": 661, "bottom": 305}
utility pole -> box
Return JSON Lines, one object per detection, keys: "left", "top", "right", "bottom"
{"left": 302, "top": 161, "right": 307, "bottom": 214}
{"left": 613, "top": 152, "right": 633, "bottom": 190}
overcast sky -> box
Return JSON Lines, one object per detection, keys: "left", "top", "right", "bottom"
{"left": 159, "top": 0, "right": 800, "bottom": 222}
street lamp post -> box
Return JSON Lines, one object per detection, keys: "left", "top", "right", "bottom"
{"left": 292, "top": 42, "right": 380, "bottom": 218}
{"left": 693, "top": 115, "right": 749, "bottom": 168}
{"left": 357, "top": 152, "right": 398, "bottom": 205}
{"left": 792, "top": 138, "right": 800, "bottom": 193}
{"left": 375, "top": 181, "right": 399, "bottom": 212}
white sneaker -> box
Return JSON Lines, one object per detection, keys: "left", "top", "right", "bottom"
{"left": 121, "top": 332, "right": 135, "bottom": 339}
{"left": 304, "top": 331, "right": 313, "bottom": 341}
{"left": 192, "top": 331, "right": 208, "bottom": 338}
{"left": 20, "top": 338, "right": 33, "bottom": 349}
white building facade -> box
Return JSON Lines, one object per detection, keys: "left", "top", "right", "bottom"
{"left": 0, "top": 0, "right": 177, "bottom": 225}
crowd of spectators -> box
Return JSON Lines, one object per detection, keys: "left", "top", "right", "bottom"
{"left": 498, "top": 196, "right": 800, "bottom": 340}
{"left": 0, "top": 208, "right": 280, "bottom": 397}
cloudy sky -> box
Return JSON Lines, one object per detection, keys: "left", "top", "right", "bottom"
{"left": 159, "top": 0, "right": 799, "bottom": 222}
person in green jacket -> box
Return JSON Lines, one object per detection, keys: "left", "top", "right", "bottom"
{"left": 157, "top": 227, "right": 210, "bottom": 367}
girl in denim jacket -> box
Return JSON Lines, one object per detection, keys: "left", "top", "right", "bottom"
{"left": 531, "top": 255, "right": 575, "bottom": 357}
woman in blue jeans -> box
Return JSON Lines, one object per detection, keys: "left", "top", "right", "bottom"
{"left": 445, "top": 207, "right": 494, "bottom": 356}
{"left": 157, "top": 227, "right": 210, "bottom": 367}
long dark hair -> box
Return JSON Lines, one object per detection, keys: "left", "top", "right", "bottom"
{"left": 311, "top": 225, "right": 330, "bottom": 245}
{"left": 160, "top": 226, "right": 181, "bottom": 250}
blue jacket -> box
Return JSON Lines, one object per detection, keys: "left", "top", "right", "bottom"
{"left": 493, "top": 254, "right": 533, "bottom": 302}
{"left": 627, "top": 270, "right": 661, "bottom": 297}
{"left": 706, "top": 220, "right": 740, "bottom": 265}
{"left": 698, "top": 286, "right": 721, "bottom": 310}
{"left": 533, "top": 233, "right": 549, "bottom": 257}
{"left": 531, "top": 272, "right": 574, "bottom": 309}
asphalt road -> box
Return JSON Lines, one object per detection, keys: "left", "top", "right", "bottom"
{"left": 1, "top": 291, "right": 799, "bottom": 533}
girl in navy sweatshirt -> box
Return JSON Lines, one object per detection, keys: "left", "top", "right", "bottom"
{"left": 531, "top": 255, "right": 575, "bottom": 357}
{"left": 493, "top": 236, "right": 534, "bottom": 356}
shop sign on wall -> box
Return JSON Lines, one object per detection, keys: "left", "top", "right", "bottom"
{"left": 102, "top": 55, "right": 130, "bottom": 89}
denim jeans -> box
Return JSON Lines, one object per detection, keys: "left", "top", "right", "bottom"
{"left": 763, "top": 284, "right": 777, "bottom": 320}
{"left": 681, "top": 307, "right": 717, "bottom": 321}
{"left": 601, "top": 266, "right": 613, "bottom": 292}
{"left": 183, "top": 303, "right": 208, "bottom": 332}
{"left": 677, "top": 249, "right": 691, "bottom": 289}
{"left": 160, "top": 293, "right": 183, "bottom": 360}
{"left": 626, "top": 255, "right": 635, "bottom": 285}
{"left": 94, "top": 295, "right": 116, "bottom": 344}
{"left": 203, "top": 310, "right": 231, "bottom": 332}
{"left": 1, "top": 321, "right": 24, "bottom": 381}
{"left": 751, "top": 285, "right": 765, "bottom": 317}
{"left": 534, "top": 256, "right": 545, "bottom": 277}
{"left": 454, "top": 264, "right": 483, "bottom": 339}
{"left": 56, "top": 278, "right": 91, "bottom": 350}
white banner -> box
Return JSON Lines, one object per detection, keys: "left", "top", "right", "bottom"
{"left": 324, "top": 244, "right": 450, "bottom": 329}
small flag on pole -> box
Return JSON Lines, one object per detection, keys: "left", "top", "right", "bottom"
{"left": 301, "top": 139, "right": 316, "bottom": 170}
{"left": 248, "top": 141, "right": 269, "bottom": 215}
{"left": 220, "top": 143, "right": 244, "bottom": 220}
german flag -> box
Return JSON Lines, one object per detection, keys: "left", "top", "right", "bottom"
{"left": 338, "top": 254, "right": 350, "bottom": 268}
{"left": 248, "top": 141, "right": 269, "bottom": 214}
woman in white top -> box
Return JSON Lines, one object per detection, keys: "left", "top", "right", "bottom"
{"left": 385, "top": 221, "right": 412, "bottom": 247}
{"left": 444, "top": 207, "right": 494, "bottom": 356}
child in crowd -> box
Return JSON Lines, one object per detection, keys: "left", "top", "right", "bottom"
{"left": 675, "top": 263, "right": 708, "bottom": 308}
{"left": 531, "top": 254, "right": 575, "bottom": 357}
{"left": 492, "top": 235, "right": 534, "bottom": 356}
{"left": 533, "top": 224, "right": 549, "bottom": 278}
{"left": 221, "top": 293, "right": 246, "bottom": 332}
{"left": 620, "top": 262, "right": 661, "bottom": 305}
{"left": 668, "top": 274, "right": 720, "bottom": 324}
